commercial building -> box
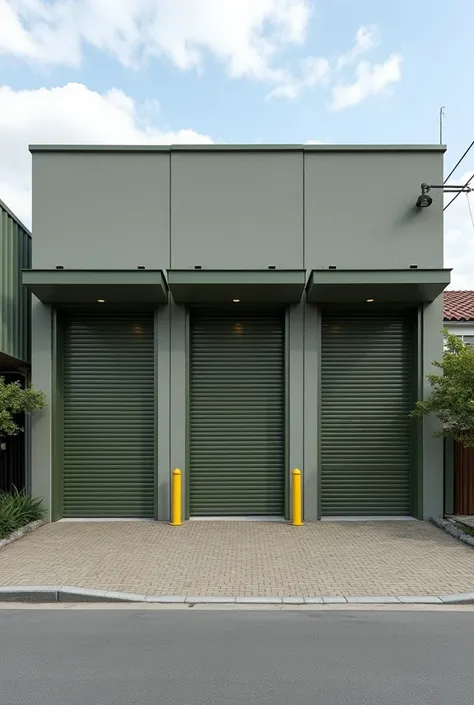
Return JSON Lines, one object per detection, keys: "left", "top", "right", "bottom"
{"left": 0, "top": 197, "right": 31, "bottom": 491}
{"left": 442, "top": 290, "right": 474, "bottom": 516}
{"left": 444, "top": 290, "right": 474, "bottom": 344}
{"left": 23, "top": 144, "right": 450, "bottom": 522}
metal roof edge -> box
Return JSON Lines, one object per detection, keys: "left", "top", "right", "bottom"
{"left": 29, "top": 145, "right": 171, "bottom": 153}
{"left": 0, "top": 197, "right": 31, "bottom": 237}
{"left": 28, "top": 144, "right": 447, "bottom": 154}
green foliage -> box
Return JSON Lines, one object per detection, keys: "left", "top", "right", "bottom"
{"left": 0, "top": 377, "right": 46, "bottom": 437}
{"left": 454, "top": 521, "right": 474, "bottom": 539}
{"left": 411, "top": 331, "right": 474, "bottom": 446}
{"left": 0, "top": 489, "right": 44, "bottom": 539}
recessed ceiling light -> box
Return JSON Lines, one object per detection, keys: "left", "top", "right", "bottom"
{"left": 233, "top": 299, "right": 240, "bottom": 303}
{"left": 366, "top": 298, "right": 375, "bottom": 303}
{"left": 97, "top": 299, "right": 105, "bottom": 303}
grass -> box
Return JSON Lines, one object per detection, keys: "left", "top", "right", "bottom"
{"left": 454, "top": 521, "right": 474, "bottom": 539}
{"left": 0, "top": 489, "right": 44, "bottom": 539}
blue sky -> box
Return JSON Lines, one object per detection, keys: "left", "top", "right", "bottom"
{"left": 0, "top": 0, "right": 473, "bottom": 285}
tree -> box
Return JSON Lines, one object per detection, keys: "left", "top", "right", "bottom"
{"left": 0, "top": 377, "right": 46, "bottom": 438}
{"left": 411, "top": 331, "right": 474, "bottom": 446}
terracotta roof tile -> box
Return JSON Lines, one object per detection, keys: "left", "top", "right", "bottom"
{"left": 443, "top": 290, "right": 474, "bottom": 321}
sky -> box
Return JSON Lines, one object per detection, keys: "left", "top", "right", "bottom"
{"left": 0, "top": 0, "right": 473, "bottom": 289}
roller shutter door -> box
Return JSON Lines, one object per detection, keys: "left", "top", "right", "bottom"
{"left": 190, "top": 310, "right": 285, "bottom": 516}
{"left": 63, "top": 313, "right": 155, "bottom": 518}
{"left": 321, "top": 315, "right": 411, "bottom": 516}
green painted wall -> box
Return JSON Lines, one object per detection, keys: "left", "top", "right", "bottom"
{"left": 30, "top": 299, "right": 53, "bottom": 517}
{"left": 31, "top": 145, "right": 445, "bottom": 275}
{"left": 27, "top": 146, "right": 447, "bottom": 521}
{"left": 0, "top": 199, "right": 31, "bottom": 364}
{"left": 420, "top": 295, "right": 445, "bottom": 519}
{"left": 170, "top": 151, "right": 304, "bottom": 269}
{"left": 303, "top": 302, "right": 320, "bottom": 521}
{"left": 305, "top": 151, "right": 444, "bottom": 270}
{"left": 32, "top": 152, "right": 170, "bottom": 269}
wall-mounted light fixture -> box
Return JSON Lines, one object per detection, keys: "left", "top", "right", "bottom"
{"left": 416, "top": 182, "right": 472, "bottom": 208}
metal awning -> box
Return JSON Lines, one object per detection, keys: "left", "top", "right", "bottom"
{"left": 167, "top": 269, "right": 306, "bottom": 304}
{"left": 306, "top": 269, "right": 451, "bottom": 304}
{"left": 22, "top": 269, "right": 168, "bottom": 304}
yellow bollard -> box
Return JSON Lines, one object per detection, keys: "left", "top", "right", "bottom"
{"left": 170, "top": 468, "right": 183, "bottom": 526}
{"left": 291, "top": 468, "right": 303, "bottom": 526}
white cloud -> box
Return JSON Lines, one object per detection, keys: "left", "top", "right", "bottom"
{"left": 444, "top": 170, "right": 474, "bottom": 289}
{"left": 268, "top": 24, "right": 401, "bottom": 104}
{"left": 0, "top": 0, "right": 311, "bottom": 80}
{"left": 0, "top": 82, "right": 213, "bottom": 226}
{"left": 267, "top": 55, "right": 330, "bottom": 99}
{"left": 330, "top": 53, "right": 402, "bottom": 110}
{"left": 0, "top": 6, "right": 403, "bottom": 109}
{"left": 336, "top": 24, "right": 378, "bottom": 69}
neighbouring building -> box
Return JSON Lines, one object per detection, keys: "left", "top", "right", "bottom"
{"left": 444, "top": 290, "right": 474, "bottom": 345}
{"left": 23, "top": 144, "right": 451, "bottom": 522}
{"left": 443, "top": 289, "right": 474, "bottom": 516}
{"left": 0, "top": 198, "right": 31, "bottom": 492}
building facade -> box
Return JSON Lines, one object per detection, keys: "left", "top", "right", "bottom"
{"left": 444, "top": 290, "right": 474, "bottom": 344}
{"left": 442, "top": 290, "right": 474, "bottom": 516}
{"left": 24, "top": 144, "right": 450, "bottom": 522}
{"left": 1, "top": 197, "right": 31, "bottom": 491}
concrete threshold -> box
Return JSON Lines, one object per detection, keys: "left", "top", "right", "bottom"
{"left": 57, "top": 518, "right": 156, "bottom": 522}
{"left": 320, "top": 516, "right": 416, "bottom": 522}
{"left": 189, "top": 516, "right": 285, "bottom": 522}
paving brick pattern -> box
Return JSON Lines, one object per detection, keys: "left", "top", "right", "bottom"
{"left": 0, "top": 520, "right": 473, "bottom": 597}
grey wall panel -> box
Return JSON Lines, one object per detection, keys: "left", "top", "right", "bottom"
{"left": 304, "top": 151, "right": 444, "bottom": 269}
{"left": 30, "top": 297, "right": 52, "bottom": 518}
{"left": 421, "top": 295, "right": 444, "bottom": 518}
{"left": 32, "top": 153, "right": 170, "bottom": 269}
{"left": 303, "top": 302, "right": 320, "bottom": 521}
{"left": 170, "top": 152, "right": 303, "bottom": 269}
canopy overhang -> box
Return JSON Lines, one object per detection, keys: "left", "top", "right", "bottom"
{"left": 306, "top": 269, "right": 451, "bottom": 304}
{"left": 167, "top": 269, "right": 306, "bottom": 304}
{"left": 22, "top": 269, "right": 168, "bottom": 304}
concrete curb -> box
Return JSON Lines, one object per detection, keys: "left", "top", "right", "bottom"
{"left": 1, "top": 587, "right": 474, "bottom": 605}
{"left": 430, "top": 516, "right": 474, "bottom": 548}
{"left": 0, "top": 520, "right": 45, "bottom": 551}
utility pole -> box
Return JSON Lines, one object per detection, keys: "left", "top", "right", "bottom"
{"left": 439, "top": 106, "right": 445, "bottom": 145}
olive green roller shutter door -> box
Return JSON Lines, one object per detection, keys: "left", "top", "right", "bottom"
{"left": 63, "top": 313, "right": 155, "bottom": 518}
{"left": 321, "top": 315, "right": 411, "bottom": 516}
{"left": 190, "top": 310, "right": 285, "bottom": 516}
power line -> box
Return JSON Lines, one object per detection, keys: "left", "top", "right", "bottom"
{"left": 443, "top": 172, "right": 474, "bottom": 211}
{"left": 444, "top": 140, "right": 474, "bottom": 183}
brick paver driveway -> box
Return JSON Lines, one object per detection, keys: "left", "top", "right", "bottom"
{"left": 0, "top": 520, "right": 473, "bottom": 597}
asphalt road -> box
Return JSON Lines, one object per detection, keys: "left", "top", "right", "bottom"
{"left": 1, "top": 608, "right": 473, "bottom": 705}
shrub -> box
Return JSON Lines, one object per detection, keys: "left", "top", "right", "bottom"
{"left": 411, "top": 331, "right": 474, "bottom": 447}
{"left": 0, "top": 377, "right": 47, "bottom": 438}
{"left": 0, "top": 489, "right": 44, "bottom": 539}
